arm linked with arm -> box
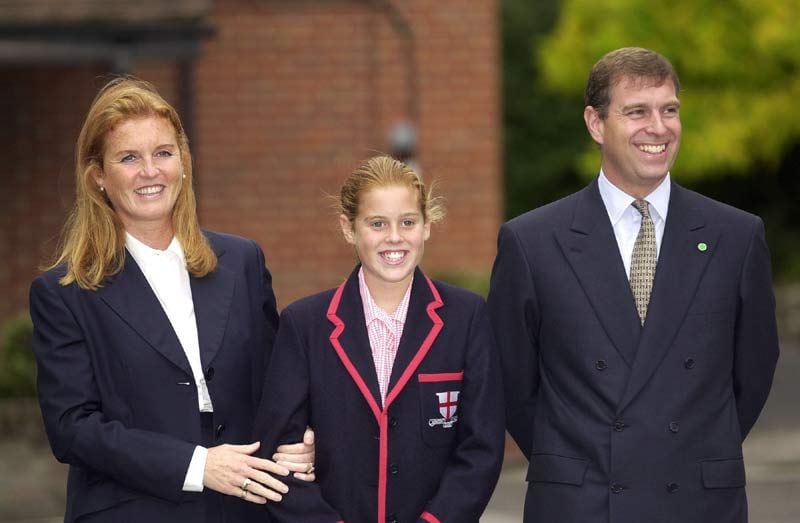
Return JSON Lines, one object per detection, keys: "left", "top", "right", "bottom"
{"left": 253, "top": 308, "right": 343, "bottom": 522}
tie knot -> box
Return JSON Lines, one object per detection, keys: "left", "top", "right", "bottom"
{"left": 632, "top": 199, "right": 651, "bottom": 218}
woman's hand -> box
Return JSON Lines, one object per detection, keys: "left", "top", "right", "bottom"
{"left": 273, "top": 427, "right": 316, "bottom": 481}
{"left": 204, "top": 441, "right": 290, "bottom": 504}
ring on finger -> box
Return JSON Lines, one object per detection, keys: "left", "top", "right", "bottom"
{"left": 241, "top": 478, "right": 252, "bottom": 491}
{"left": 306, "top": 464, "right": 315, "bottom": 474}
{"left": 240, "top": 488, "right": 248, "bottom": 499}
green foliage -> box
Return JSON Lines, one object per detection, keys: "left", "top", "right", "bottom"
{"left": 0, "top": 313, "right": 36, "bottom": 398}
{"left": 502, "top": 0, "right": 800, "bottom": 279}
{"left": 537, "top": 0, "right": 800, "bottom": 180}
{"left": 433, "top": 270, "right": 490, "bottom": 298}
{"left": 501, "top": 0, "right": 587, "bottom": 219}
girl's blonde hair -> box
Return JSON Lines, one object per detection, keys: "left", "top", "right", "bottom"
{"left": 338, "top": 155, "right": 445, "bottom": 225}
{"left": 48, "top": 77, "right": 216, "bottom": 289}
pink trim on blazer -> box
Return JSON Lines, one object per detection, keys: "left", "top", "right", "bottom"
{"left": 327, "top": 276, "right": 444, "bottom": 523}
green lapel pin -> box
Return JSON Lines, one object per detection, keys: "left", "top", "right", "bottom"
{"left": 697, "top": 242, "right": 708, "bottom": 252}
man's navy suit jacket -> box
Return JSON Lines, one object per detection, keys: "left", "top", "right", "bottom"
{"left": 30, "top": 231, "right": 278, "bottom": 522}
{"left": 487, "top": 180, "right": 779, "bottom": 523}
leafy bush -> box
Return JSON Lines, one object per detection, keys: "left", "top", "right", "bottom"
{"left": 433, "top": 270, "right": 490, "bottom": 298}
{"left": 0, "top": 313, "right": 36, "bottom": 398}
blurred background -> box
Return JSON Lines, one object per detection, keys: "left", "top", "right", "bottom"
{"left": 0, "top": 0, "right": 797, "bottom": 521}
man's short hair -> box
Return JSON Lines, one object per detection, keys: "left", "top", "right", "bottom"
{"left": 585, "top": 47, "right": 680, "bottom": 119}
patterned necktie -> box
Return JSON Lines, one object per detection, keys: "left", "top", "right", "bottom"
{"left": 630, "top": 199, "right": 656, "bottom": 325}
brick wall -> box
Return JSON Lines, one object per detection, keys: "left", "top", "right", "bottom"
{"left": 0, "top": 66, "right": 103, "bottom": 324}
{"left": 194, "top": 0, "right": 502, "bottom": 307}
{"left": 0, "top": 0, "right": 501, "bottom": 321}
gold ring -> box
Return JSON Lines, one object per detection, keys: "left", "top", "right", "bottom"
{"left": 241, "top": 478, "right": 251, "bottom": 491}
{"left": 240, "top": 488, "right": 248, "bottom": 499}
{"left": 307, "top": 464, "right": 315, "bottom": 474}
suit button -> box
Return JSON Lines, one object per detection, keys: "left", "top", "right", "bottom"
{"left": 389, "top": 417, "right": 398, "bottom": 428}
{"left": 387, "top": 514, "right": 398, "bottom": 523}
{"left": 613, "top": 420, "right": 626, "bottom": 432}
{"left": 595, "top": 359, "right": 608, "bottom": 371}
{"left": 610, "top": 483, "right": 626, "bottom": 494}
{"left": 666, "top": 482, "right": 680, "bottom": 493}
{"left": 668, "top": 421, "right": 680, "bottom": 433}
{"left": 215, "top": 424, "right": 225, "bottom": 439}
{"left": 205, "top": 367, "right": 215, "bottom": 381}
{"left": 389, "top": 464, "right": 399, "bottom": 475}
{"left": 684, "top": 357, "right": 695, "bottom": 369}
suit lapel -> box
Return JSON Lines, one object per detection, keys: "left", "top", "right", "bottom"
{"left": 328, "top": 268, "right": 384, "bottom": 412}
{"left": 617, "top": 184, "right": 718, "bottom": 411}
{"left": 387, "top": 269, "right": 435, "bottom": 392}
{"left": 555, "top": 181, "right": 641, "bottom": 366}
{"left": 384, "top": 270, "right": 443, "bottom": 408}
{"left": 98, "top": 254, "right": 191, "bottom": 375}
{"left": 191, "top": 241, "right": 235, "bottom": 370}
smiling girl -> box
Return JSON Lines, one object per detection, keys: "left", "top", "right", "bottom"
{"left": 255, "top": 155, "right": 504, "bottom": 522}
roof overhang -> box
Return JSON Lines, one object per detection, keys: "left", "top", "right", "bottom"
{"left": 0, "top": 1, "right": 214, "bottom": 66}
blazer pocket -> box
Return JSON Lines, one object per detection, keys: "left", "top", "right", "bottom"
{"left": 701, "top": 457, "right": 746, "bottom": 489}
{"left": 418, "top": 371, "right": 464, "bottom": 447}
{"left": 527, "top": 453, "right": 590, "bottom": 486}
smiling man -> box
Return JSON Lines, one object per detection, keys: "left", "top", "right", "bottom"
{"left": 487, "top": 47, "right": 779, "bottom": 522}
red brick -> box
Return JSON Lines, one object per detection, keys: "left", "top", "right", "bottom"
{"left": 1, "top": 0, "right": 500, "bottom": 322}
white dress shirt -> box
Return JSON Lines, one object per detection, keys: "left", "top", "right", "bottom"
{"left": 125, "top": 233, "right": 210, "bottom": 492}
{"left": 597, "top": 171, "right": 671, "bottom": 278}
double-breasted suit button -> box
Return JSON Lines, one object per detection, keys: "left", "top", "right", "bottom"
{"left": 668, "top": 421, "right": 680, "bottom": 433}
{"left": 205, "top": 367, "right": 215, "bottom": 381}
{"left": 389, "top": 416, "right": 398, "bottom": 428}
{"left": 389, "top": 463, "right": 399, "bottom": 475}
{"left": 610, "top": 483, "right": 626, "bottom": 494}
{"left": 215, "top": 423, "right": 225, "bottom": 439}
{"left": 666, "top": 482, "right": 680, "bottom": 493}
{"left": 684, "top": 357, "right": 695, "bottom": 369}
{"left": 613, "top": 419, "right": 626, "bottom": 432}
{"left": 595, "top": 359, "right": 608, "bottom": 371}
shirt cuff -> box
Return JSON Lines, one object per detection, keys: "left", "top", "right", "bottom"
{"left": 182, "top": 445, "right": 208, "bottom": 492}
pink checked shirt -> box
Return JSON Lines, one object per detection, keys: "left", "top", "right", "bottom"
{"left": 358, "top": 267, "right": 413, "bottom": 406}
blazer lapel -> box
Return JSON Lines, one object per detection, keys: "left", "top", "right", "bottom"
{"left": 385, "top": 270, "right": 443, "bottom": 408}
{"left": 328, "top": 268, "right": 384, "bottom": 414}
{"left": 387, "top": 269, "right": 436, "bottom": 392}
{"left": 555, "top": 181, "right": 642, "bottom": 366}
{"left": 98, "top": 254, "right": 192, "bottom": 375}
{"left": 327, "top": 267, "right": 445, "bottom": 418}
{"left": 191, "top": 241, "right": 235, "bottom": 370}
{"left": 617, "top": 183, "right": 718, "bottom": 412}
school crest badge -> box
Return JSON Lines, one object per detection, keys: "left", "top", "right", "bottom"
{"left": 437, "top": 391, "right": 459, "bottom": 419}
{"left": 428, "top": 390, "right": 459, "bottom": 428}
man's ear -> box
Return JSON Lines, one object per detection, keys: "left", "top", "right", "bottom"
{"left": 339, "top": 214, "right": 355, "bottom": 245}
{"left": 584, "top": 105, "right": 605, "bottom": 145}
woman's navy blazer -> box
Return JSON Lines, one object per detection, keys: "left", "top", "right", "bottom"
{"left": 30, "top": 231, "right": 278, "bottom": 522}
{"left": 255, "top": 266, "right": 505, "bottom": 523}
